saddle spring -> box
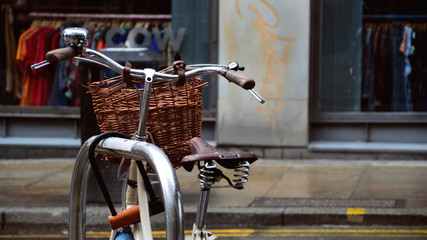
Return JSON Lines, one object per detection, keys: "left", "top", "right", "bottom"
{"left": 198, "top": 160, "right": 251, "bottom": 190}
{"left": 198, "top": 161, "right": 222, "bottom": 189}
{"left": 232, "top": 161, "right": 250, "bottom": 189}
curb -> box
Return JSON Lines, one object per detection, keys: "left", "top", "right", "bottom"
{"left": 2, "top": 206, "right": 427, "bottom": 234}
{"left": 202, "top": 207, "right": 427, "bottom": 227}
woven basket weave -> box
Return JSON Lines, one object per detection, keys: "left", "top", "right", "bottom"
{"left": 89, "top": 70, "right": 207, "bottom": 169}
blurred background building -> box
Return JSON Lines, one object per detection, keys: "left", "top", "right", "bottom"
{"left": 1, "top": 0, "right": 426, "bottom": 160}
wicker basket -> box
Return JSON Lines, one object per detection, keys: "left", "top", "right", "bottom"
{"left": 89, "top": 70, "right": 207, "bottom": 169}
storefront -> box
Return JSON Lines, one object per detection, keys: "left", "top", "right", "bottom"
{"left": 218, "top": 0, "right": 427, "bottom": 159}
{"left": 1, "top": 0, "right": 427, "bottom": 159}
{"left": 0, "top": 0, "right": 177, "bottom": 157}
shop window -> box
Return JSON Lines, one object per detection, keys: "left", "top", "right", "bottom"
{"left": 313, "top": 0, "right": 427, "bottom": 114}
{"left": 0, "top": 0, "right": 171, "bottom": 107}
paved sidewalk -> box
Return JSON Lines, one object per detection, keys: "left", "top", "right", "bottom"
{"left": 1, "top": 158, "right": 427, "bottom": 233}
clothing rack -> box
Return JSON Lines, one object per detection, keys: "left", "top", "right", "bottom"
{"left": 29, "top": 12, "right": 171, "bottom": 20}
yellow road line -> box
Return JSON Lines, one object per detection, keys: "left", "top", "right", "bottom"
{"left": 260, "top": 229, "right": 427, "bottom": 233}
{"left": 260, "top": 233, "right": 427, "bottom": 238}
{"left": 0, "top": 234, "right": 66, "bottom": 239}
{"left": 256, "top": 228, "right": 427, "bottom": 238}
{"left": 347, "top": 208, "right": 366, "bottom": 215}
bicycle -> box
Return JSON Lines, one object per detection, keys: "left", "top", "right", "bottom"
{"left": 32, "top": 27, "right": 265, "bottom": 240}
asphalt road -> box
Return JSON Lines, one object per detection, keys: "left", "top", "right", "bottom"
{"left": 2, "top": 226, "right": 427, "bottom": 239}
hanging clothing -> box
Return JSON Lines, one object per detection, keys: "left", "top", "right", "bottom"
{"left": 49, "top": 26, "right": 70, "bottom": 106}
{"left": 389, "top": 24, "right": 407, "bottom": 112}
{"left": 409, "top": 28, "right": 427, "bottom": 111}
{"left": 16, "top": 25, "right": 60, "bottom": 106}
{"left": 13, "top": 19, "right": 170, "bottom": 107}
{"left": 401, "top": 26, "right": 414, "bottom": 112}
{"left": 4, "top": 5, "right": 21, "bottom": 100}
{"left": 362, "top": 21, "right": 427, "bottom": 112}
{"left": 362, "top": 28, "right": 375, "bottom": 111}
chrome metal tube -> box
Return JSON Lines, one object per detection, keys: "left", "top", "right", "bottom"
{"left": 30, "top": 60, "right": 50, "bottom": 70}
{"left": 74, "top": 57, "right": 110, "bottom": 69}
{"left": 69, "top": 139, "right": 91, "bottom": 240}
{"left": 69, "top": 136, "right": 184, "bottom": 240}
{"left": 84, "top": 48, "right": 124, "bottom": 74}
{"left": 195, "top": 189, "right": 210, "bottom": 228}
{"left": 151, "top": 66, "right": 226, "bottom": 82}
{"left": 136, "top": 69, "right": 155, "bottom": 140}
{"left": 248, "top": 89, "right": 266, "bottom": 104}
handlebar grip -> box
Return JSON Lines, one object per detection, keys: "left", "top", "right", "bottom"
{"left": 224, "top": 70, "right": 256, "bottom": 90}
{"left": 45, "top": 47, "right": 78, "bottom": 64}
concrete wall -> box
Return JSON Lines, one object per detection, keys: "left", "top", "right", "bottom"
{"left": 217, "top": 0, "right": 310, "bottom": 147}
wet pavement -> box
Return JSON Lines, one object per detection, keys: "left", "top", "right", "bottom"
{"left": 1, "top": 158, "right": 427, "bottom": 232}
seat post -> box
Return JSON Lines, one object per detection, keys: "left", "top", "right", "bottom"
{"left": 192, "top": 161, "right": 219, "bottom": 239}
{"left": 195, "top": 188, "right": 211, "bottom": 228}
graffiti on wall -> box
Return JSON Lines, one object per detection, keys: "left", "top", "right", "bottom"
{"left": 236, "top": 0, "right": 294, "bottom": 140}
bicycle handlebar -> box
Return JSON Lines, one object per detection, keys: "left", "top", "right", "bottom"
{"left": 82, "top": 48, "right": 258, "bottom": 91}
{"left": 31, "top": 37, "right": 265, "bottom": 103}
{"left": 42, "top": 47, "right": 255, "bottom": 88}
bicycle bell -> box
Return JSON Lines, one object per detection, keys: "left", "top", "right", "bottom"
{"left": 62, "top": 27, "right": 90, "bottom": 51}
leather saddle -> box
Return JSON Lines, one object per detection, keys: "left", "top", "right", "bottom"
{"left": 182, "top": 137, "right": 258, "bottom": 171}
